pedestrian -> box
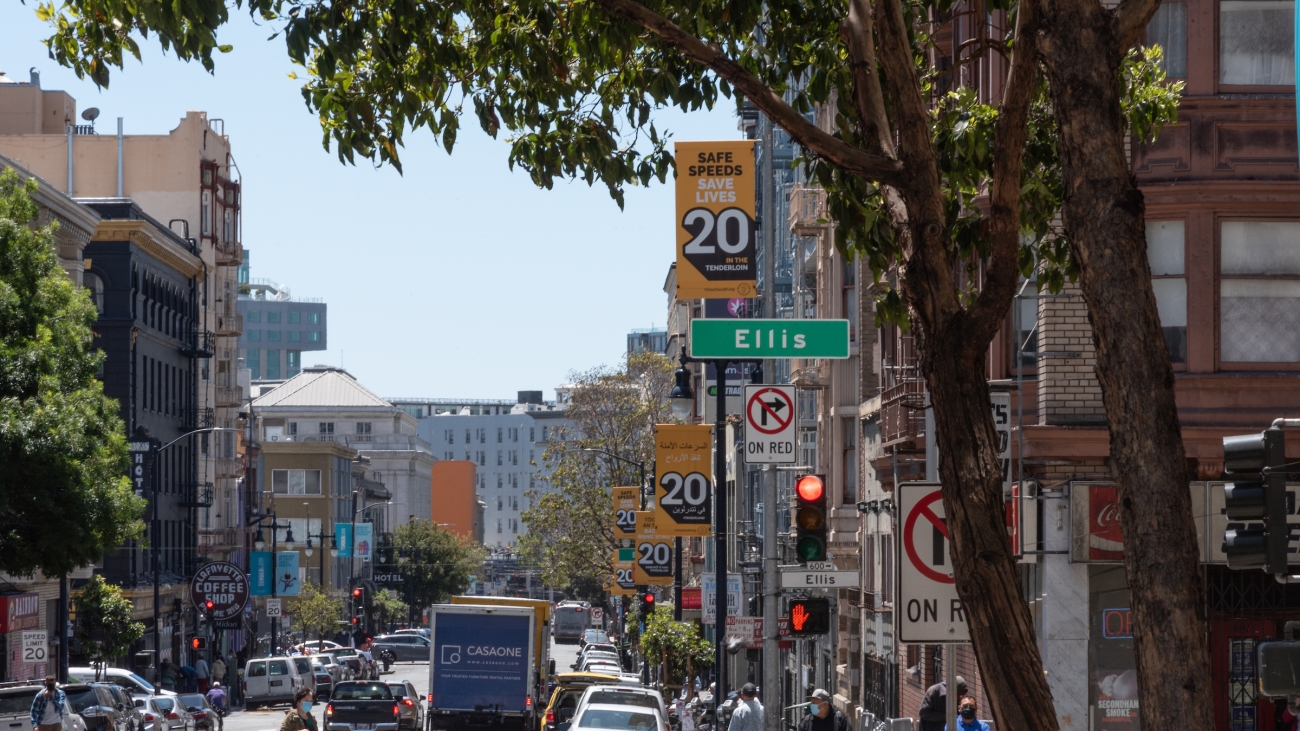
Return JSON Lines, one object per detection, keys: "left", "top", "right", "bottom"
{"left": 918, "top": 677, "right": 966, "bottom": 731}
{"left": 727, "top": 684, "right": 763, "bottom": 731}
{"left": 30, "top": 676, "right": 67, "bottom": 731}
{"left": 159, "top": 658, "right": 178, "bottom": 692}
{"left": 196, "top": 654, "right": 211, "bottom": 693}
{"left": 205, "top": 682, "right": 227, "bottom": 731}
{"left": 279, "top": 688, "right": 317, "bottom": 731}
{"left": 211, "top": 656, "right": 227, "bottom": 688}
{"left": 945, "top": 697, "right": 989, "bottom": 731}
{"left": 797, "top": 690, "right": 849, "bottom": 731}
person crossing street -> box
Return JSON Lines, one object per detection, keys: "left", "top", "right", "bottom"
{"left": 30, "top": 676, "right": 66, "bottom": 731}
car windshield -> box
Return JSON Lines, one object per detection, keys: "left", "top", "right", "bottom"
{"left": 333, "top": 683, "right": 393, "bottom": 700}
{"left": 578, "top": 709, "right": 658, "bottom": 730}
{"left": 64, "top": 688, "right": 102, "bottom": 713}
{"left": 585, "top": 693, "right": 658, "bottom": 710}
{"left": 0, "top": 689, "right": 40, "bottom": 715}
{"left": 127, "top": 674, "right": 157, "bottom": 692}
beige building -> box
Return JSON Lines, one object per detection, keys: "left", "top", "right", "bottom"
{"left": 0, "top": 71, "right": 247, "bottom": 563}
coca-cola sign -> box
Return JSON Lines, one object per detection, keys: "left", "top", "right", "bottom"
{"left": 1089, "top": 485, "right": 1125, "bottom": 561}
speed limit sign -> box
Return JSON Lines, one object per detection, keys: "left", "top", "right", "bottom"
{"left": 22, "top": 631, "right": 47, "bottom": 663}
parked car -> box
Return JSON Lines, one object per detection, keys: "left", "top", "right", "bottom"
{"left": 330, "top": 652, "right": 364, "bottom": 680}
{"left": 143, "top": 696, "right": 194, "bottom": 731}
{"left": 313, "top": 664, "right": 334, "bottom": 700}
{"left": 385, "top": 681, "right": 423, "bottom": 731}
{"left": 311, "top": 655, "right": 347, "bottom": 685}
{"left": 540, "top": 673, "right": 621, "bottom": 731}
{"left": 68, "top": 669, "right": 175, "bottom": 698}
{"left": 102, "top": 686, "right": 146, "bottom": 731}
{"left": 289, "top": 657, "right": 317, "bottom": 696}
{"left": 242, "top": 657, "right": 306, "bottom": 710}
{"left": 0, "top": 681, "right": 88, "bottom": 731}
{"left": 573, "top": 685, "right": 668, "bottom": 731}
{"left": 579, "top": 630, "right": 608, "bottom": 648}
{"left": 370, "top": 634, "right": 430, "bottom": 663}
{"left": 62, "top": 683, "right": 135, "bottom": 731}
{"left": 176, "top": 695, "right": 218, "bottom": 731}
{"left": 391, "top": 629, "right": 429, "bottom": 640}
{"left": 297, "top": 641, "right": 343, "bottom": 654}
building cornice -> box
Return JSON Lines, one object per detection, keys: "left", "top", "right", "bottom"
{"left": 92, "top": 220, "right": 204, "bottom": 279}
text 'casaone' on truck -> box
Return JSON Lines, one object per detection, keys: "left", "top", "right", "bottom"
{"left": 426, "top": 604, "right": 536, "bottom": 731}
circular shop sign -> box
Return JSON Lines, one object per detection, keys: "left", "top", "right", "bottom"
{"left": 190, "top": 561, "right": 250, "bottom": 621}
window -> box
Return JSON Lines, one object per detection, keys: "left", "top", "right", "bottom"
{"left": 357, "top": 422, "right": 372, "bottom": 442}
{"left": 223, "top": 209, "right": 233, "bottom": 243}
{"left": 267, "top": 330, "right": 281, "bottom": 342}
{"left": 465, "top": 430, "right": 471, "bottom": 444}
{"left": 497, "top": 451, "right": 503, "bottom": 466}
{"left": 246, "top": 662, "right": 266, "bottom": 678}
{"left": 269, "top": 661, "right": 289, "bottom": 676}
{"left": 247, "top": 311, "right": 261, "bottom": 323}
{"left": 498, "top": 519, "right": 503, "bottom": 533}
{"left": 248, "top": 329, "right": 261, "bottom": 342}
{"left": 1147, "top": 3, "right": 1187, "bottom": 77}
{"left": 445, "top": 452, "right": 454, "bottom": 460}
{"left": 842, "top": 418, "right": 858, "bottom": 504}
{"left": 266, "top": 350, "right": 280, "bottom": 380}
{"left": 511, "top": 428, "right": 518, "bottom": 442}
{"left": 498, "top": 427, "right": 504, "bottom": 443}
{"left": 478, "top": 451, "right": 486, "bottom": 465}
{"left": 497, "top": 496, "right": 503, "bottom": 510}
{"left": 248, "top": 349, "right": 261, "bottom": 380}
{"left": 320, "top": 422, "right": 335, "bottom": 436}
{"left": 309, "top": 312, "right": 320, "bottom": 324}
{"left": 445, "top": 429, "right": 455, "bottom": 444}
{"left": 530, "top": 427, "right": 536, "bottom": 442}
{"left": 1221, "top": 221, "right": 1300, "bottom": 362}
{"left": 477, "top": 428, "right": 487, "bottom": 443}
{"left": 201, "top": 191, "right": 211, "bottom": 235}
{"left": 272, "top": 469, "right": 323, "bottom": 495}
{"left": 1220, "top": 0, "right": 1295, "bottom": 85}
{"left": 289, "top": 311, "right": 301, "bottom": 324}
{"left": 83, "top": 272, "right": 104, "bottom": 314}
{"left": 267, "top": 311, "right": 281, "bottom": 324}
{"left": 288, "top": 422, "right": 298, "bottom": 436}
{"left": 1148, "top": 221, "right": 1187, "bottom": 364}
{"left": 288, "top": 330, "right": 301, "bottom": 342}
{"left": 287, "top": 350, "right": 301, "bottom": 377}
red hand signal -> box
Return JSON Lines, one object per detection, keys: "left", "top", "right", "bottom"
{"left": 791, "top": 603, "right": 809, "bottom": 631}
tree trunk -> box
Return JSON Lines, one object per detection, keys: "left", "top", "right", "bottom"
{"left": 922, "top": 328, "right": 1060, "bottom": 731}
{"left": 1036, "top": 2, "right": 1216, "bottom": 730}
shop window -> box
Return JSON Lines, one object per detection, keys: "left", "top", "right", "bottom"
{"left": 1220, "top": 221, "right": 1300, "bottom": 363}
{"left": 1148, "top": 221, "right": 1187, "bottom": 364}
{"left": 1220, "top": 0, "right": 1295, "bottom": 86}
{"left": 1148, "top": 2, "right": 1188, "bottom": 77}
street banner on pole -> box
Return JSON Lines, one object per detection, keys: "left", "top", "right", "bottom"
{"left": 674, "top": 140, "right": 757, "bottom": 300}
{"left": 249, "top": 552, "right": 272, "bottom": 596}
{"left": 335, "top": 523, "right": 353, "bottom": 558}
{"left": 898, "top": 482, "right": 969, "bottom": 643}
{"left": 654, "top": 424, "right": 713, "bottom": 537}
{"left": 609, "top": 550, "right": 636, "bottom": 596}
{"left": 743, "top": 385, "right": 797, "bottom": 464}
{"left": 613, "top": 487, "right": 640, "bottom": 541}
{"left": 633, "top": 512, "right": 674, "bottom": 585}
{"left": 276, "top": 552, "right": 301, "bottom": 596}
{"left": 354, "top": 523, "right": 373, "bottom": 560}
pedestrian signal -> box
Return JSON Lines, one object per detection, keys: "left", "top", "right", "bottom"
{"left": 787, "top": 598, "right": 830, "bottom": 636}
{"left": 190, "top": 637, "right": 207, "bottom": 650}
{"left": 795, "top": 475, "right": 827, "bottom": 563}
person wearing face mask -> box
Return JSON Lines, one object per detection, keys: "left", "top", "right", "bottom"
{"left": 797, "top": 690, "right": 849, "bottom": 731}
{"left": 945, "top": 697, "right": 989, "bottom": 731}
{"left": 30, "top": 676, "right": 66, "bottom": 731}
{"left": 279, "top": 688, "right": 318, "bottom": 731}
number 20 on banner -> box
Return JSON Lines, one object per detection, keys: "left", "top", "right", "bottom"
{"left": 612, "top": 486, "right": 639, "bottom": 541}
{"left": 634, "top": 540, "right": 674, "bottom": 585}
{"left": 654, "top": 424, "right": 713, "bottom": 537}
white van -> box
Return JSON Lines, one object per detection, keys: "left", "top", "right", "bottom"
{"left": 68, "top": 667, "right": 176, "bottom": 697}
{"left": 243, "top": 657, "right": 306, "bottom": 709}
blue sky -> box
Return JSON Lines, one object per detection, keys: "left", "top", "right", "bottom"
{"left": 0, "top": 8, "right": 738, "bottom": 400}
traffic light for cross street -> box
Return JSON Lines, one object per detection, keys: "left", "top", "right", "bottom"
{"left": 1222, "top": 426, "right": 1288, "bottom": 573}
{"left": 795, "top": 475, "right": 828, "bottom": 563}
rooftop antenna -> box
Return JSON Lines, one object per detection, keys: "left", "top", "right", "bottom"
{"left": 81, "top": 107, "right": 100, "bottom": 132}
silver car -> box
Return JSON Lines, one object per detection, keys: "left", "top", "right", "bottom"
{"left": 370, "top": 634, "right": 430, "bottom": 662}
{"left": 143, "top": 697, "right": 195, "bottom": 731}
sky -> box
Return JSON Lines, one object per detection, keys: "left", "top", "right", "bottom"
{"left": 0, "top": 8, "right": 739, "bottom": 401}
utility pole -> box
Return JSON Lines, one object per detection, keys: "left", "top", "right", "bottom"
{"left": 713, "top": 361, "right": 728, "bottom": 721}
{"left": 759, "top": 110, "right": 780, "bottom": 731}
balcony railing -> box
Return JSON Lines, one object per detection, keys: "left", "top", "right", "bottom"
{"left": 216, "top": 457, "right": 243, "bottom": 478}
{"left": 216, "top": 386, "right": 242, "bottom": 408}
{"left": 181, "top": 407, "right": 214, "bottom": 431}
{"left": 214, "top": 239, "right": 242, "bottom": 265}
{"left": 178, "top": 482, "right": 215, "bottom": 509}
{"left": 789, "top": 184, "right": 829, "bottom": 235}
{"left": 181, "top": 329, "right": 216, "bottom": 358}
{"left": 881, "top": 378, "right": 926, "bottom": 446}
{"left": 216, "top": 313, "right": 243, "bottom": 336}
{"left": 199, "top": 528, "right": 241, "bottom": 550}
{"left": 790, "top": 361, "right": 829, "bottom": 390}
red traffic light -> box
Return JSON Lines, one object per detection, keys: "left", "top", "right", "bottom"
{"left": 351, "top": 617, "right": 359, "bottom": 625}
{"left": 644, "top": 593, "right": 655, "bottom": 604}
{"left": 795, "top": 475, "right": 825, "bottom": 502}
{"left": 205, "top": 600, "right": 214, "bottom": 610}
{"left": 352, "top": 588, "right": 362, "bottom": 598}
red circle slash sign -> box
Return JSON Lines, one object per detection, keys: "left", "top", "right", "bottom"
{"left": 746, "top": 388, "right": 794, "bottom": 435}
{"left": 903, "top": 491, "right": 954, "bottom": 584}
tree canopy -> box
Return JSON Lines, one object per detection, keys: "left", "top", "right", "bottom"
{"left": 73, "top": 574, "right": 145, "bottom": 675}
{"left": 390, "top": 521, "right": 484, "bottom": 608}
{"left": 0, "top": 169, "right": 147, "bottom": 578}
{"left": 290, "top": 580, "right": 344, "bottom": 640}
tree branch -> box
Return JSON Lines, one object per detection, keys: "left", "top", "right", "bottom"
{"left": 966, "top": 0, "right": 1041, "bottom": 343}
{"left": 1114, "top": 0, "right": 1164, "bottom": 51}
{"left": 588, "top": 0, "right": 903, "bottom": 182}
{"left": 840, "top": 0, "right": 896, "bottom": 158}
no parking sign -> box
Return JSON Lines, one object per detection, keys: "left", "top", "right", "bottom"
{"left": 898, "top": 482, "right": 969, "bottom": 643}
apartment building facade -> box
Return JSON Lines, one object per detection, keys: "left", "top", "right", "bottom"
{"left": 238, "top": 270, "right": 328, "bottom": 383}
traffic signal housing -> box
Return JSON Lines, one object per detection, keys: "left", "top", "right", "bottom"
{"left": 795, "top": 475, "right": 828, "bottom": 563}
{"left": 1222, "top": 426, "right": 1288, "bottom": 573}
{"left": 787, "top": 598, "right": 830, "bottom": 636}
{"left": 641, "top": 591, "right": 656, "bottom": 616}
{"left": 190, "top": 637, "right": 207, "bottom": 651}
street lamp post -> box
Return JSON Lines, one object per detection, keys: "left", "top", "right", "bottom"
{"left": 253, "top": 508, "right": 294, "bottom": 657}
{"left": 303, "top": 502, "right": 339, "bottom": 645}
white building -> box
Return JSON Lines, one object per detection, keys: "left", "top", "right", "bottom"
{"left": 253, "top": 367, "right": 436, "bottom": 530}
{"left": 388, "top": 392, "right": 570, "bottom": 548}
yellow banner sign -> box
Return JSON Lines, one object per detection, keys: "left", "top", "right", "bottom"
{"left": 612, "top": 486, "right": 639, "bottom": 541}
{"left": 632, "top": 531, "right": 675, "bottom": 586}
{"left": 609, "top": 552, "right": 636, "bottom": 596}
{"left": 654, "top": 424, "right": 713, "bottom": 537}
{"left": 674, "top": 140, "right": 757, "bottom": 300}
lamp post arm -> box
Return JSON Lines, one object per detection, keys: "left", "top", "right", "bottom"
{"left": 157, "top": 427, "right": 240, "bottom": 453}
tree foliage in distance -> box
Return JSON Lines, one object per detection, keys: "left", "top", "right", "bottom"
{"left": 0, "top": 169, "right": 147, "bottom": 578}
{"left": 73, "top": 574, "right": 145, "bottom": 676}
{"left": 289, "top": 580, "right": 343, "bottom": 641}
{"left": 369, "top": 589, "right": 409, "bottom": 629}
{"left": 31, "top": 0, "right": 1199, "bottom": 725}
{"left": 637, "top": 605, "right": 711, "bottom": 695}
{"left": 520, "top": 350, "right": 675, "bottom": 592}
{"left": 390, "top": 521, "right": 484, "bottom": 609}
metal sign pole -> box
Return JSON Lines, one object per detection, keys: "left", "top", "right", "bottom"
{"left": 714, "top": 359, "right": 729, "bottom": 722}
{"left": 945, "top": 649, "right": 957, "bottom": 731}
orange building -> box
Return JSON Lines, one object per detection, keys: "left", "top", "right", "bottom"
{"left": 431, "top": 461, "right": 482, "bottom": 543}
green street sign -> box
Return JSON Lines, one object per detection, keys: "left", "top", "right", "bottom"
{"left": 689, "top": 319, "right": 851, "bottom": 359}
{"left": 618, "top": 548, "right": 636, "bottom": 562}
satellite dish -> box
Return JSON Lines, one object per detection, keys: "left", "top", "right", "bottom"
{"left": 81, "top": 107, "right": 100, "bottom": 122}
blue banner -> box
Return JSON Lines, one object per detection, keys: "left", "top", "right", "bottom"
{"left": 335, "top": 523, "right": 353, "bottom": 558}
{"left": 276, "top": 552, "right": 301, "bottom": 596}
{"left": 431, "top": 612, "right": 530, "bottom": 711}
{"left": 250, "top": 552, "right": 272, "bottom": 596}
{"left": 354, "top": 523, "right": 374, "bottom": 561}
